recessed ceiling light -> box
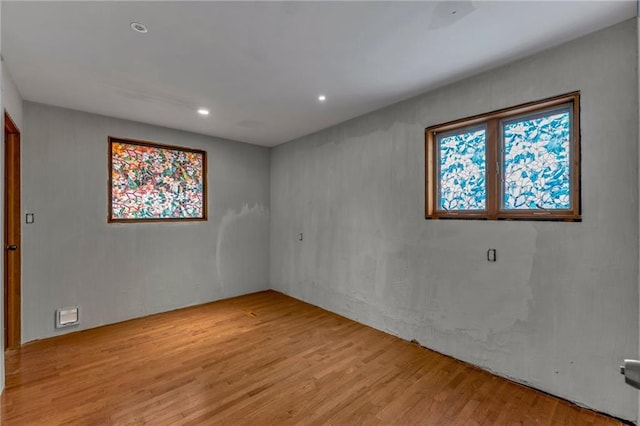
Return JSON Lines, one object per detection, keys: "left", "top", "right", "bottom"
{"left": 318, "top": 95, "right": 327, "bottom": 102}
{"left": 130, "top": 22, "right": 148, "bottom": 33}
{"left": 197, "top": 109, "right": 210, "bottom": 116}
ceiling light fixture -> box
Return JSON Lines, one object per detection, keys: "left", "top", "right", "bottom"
{"left": 198, "top": 109, "right": 210, "bottom": 116}
{"left": 318, "top": 95, "right": 327, "bottom": 102}
{"left": 130, "top": 22, "right": 148, "bottom": 33}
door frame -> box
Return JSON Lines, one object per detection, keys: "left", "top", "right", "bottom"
{"left": 4, "top": 111, "right": 21, "bottom": 350}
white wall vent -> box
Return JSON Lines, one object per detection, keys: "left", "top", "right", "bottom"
{"left": 56, "top": 307, "right": 79, "bottom": 328}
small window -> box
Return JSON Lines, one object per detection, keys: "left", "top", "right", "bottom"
{"left": 108, "top": 137, "right": 207, "bottom": 222}
{"left": 426, "top": 93, "right": 580, "bottom": 221}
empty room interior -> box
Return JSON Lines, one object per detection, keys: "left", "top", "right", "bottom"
{"left": 1, "top": 0, "right": 640, "bottom": 424}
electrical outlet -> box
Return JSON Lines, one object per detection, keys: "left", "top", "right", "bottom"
{"left": 487, "top": 248, "right": 497, "bottom": 262}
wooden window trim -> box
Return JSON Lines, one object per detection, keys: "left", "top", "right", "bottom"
{"left": 108, "top": 136, "right": 208, "bottom": 223}
{"left": 425, "top": 92, "right": 581, "bottom": 221}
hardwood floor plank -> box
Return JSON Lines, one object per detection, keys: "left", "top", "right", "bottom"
{"left": 1, "top": 290, "right": 625, "bottom": 425}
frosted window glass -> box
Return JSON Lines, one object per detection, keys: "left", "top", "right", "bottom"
{"left": 438, "top": 127, "right": 486, "bottom": 211}
{"left": 502, "top": 109, "right": 571, "bottom": 210}
{"left": 111, "top": 141, "right": 205, "bottom": 220}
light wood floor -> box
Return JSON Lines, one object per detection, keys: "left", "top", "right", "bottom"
{"left": 0, "top": 290, "right": 623, "bottom": 425}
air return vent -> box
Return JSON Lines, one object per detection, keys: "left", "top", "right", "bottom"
{"left": 56, "top": 307, "right": 79, "bottom": 328}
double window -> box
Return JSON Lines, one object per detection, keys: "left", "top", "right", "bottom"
{"left": 108, "top": 137, "right": 207, "bottom": 222}
{"left": 425, "top": 92, "right": 580, "bottom": 221}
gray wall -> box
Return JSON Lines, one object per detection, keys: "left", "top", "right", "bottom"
{"left": 637, "top": 14, "right": 640, "bottom": 424}
{"left": 270, "top": 19, "right": 639, "bottom": 420}
{"left": 22, "top": 102, "right": 270, "bottom": 342}
{"left": 2, "top": 66, "right": 23, "bottom": 131}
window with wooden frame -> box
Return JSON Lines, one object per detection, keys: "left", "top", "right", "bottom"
{"left": 425, "top": 92, "right": 580, "bottom": 221}
{"left": 108, "top": 137, "right": 207, "bottom": 222}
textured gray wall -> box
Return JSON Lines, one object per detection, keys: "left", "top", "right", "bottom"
{"left": 22, "top": 102, "right": 270, "bottom": 342}
{"left": 637, "top": 15, "right": 640, "bottom": 424}
{"left": 2, "top": 66, "right": 23, "bottom": 131}
{"left": 271, "top": 19, "right": 639, "bottom": 420}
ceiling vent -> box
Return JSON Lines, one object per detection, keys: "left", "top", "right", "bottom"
{"left": 130, "top": 22, "right": 148, "bottom": 34}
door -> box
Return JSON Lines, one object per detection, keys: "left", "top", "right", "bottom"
{"left": 4, "top": 111, "right": 20, "bottom": 350}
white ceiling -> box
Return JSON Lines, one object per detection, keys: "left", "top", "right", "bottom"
{"left": 2, "top": 1, "right": 636, "bottom": 147}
